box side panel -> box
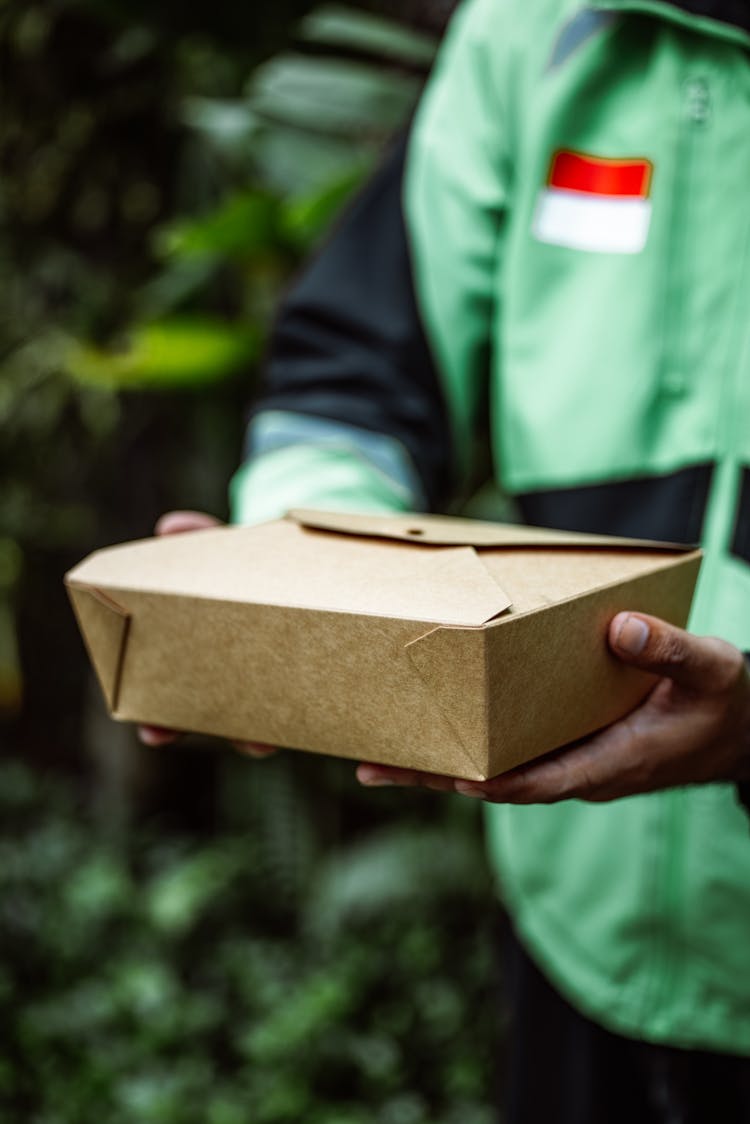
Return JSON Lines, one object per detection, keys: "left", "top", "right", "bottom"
{"left": 484, "top": 554, "right": 701, "bottom": 776}
{"left": 112, "top": 592, "right": 487, "bottom": 779}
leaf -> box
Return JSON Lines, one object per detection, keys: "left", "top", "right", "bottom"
{"left": 65, "top": 854, "right": 133, "bottom": 921}
{"left": 249, "top": 125, "right": 372, "bottom": 196}
{"left": 280, "top": 168, "right": 369, "bottom": 250}
{"left": 298, "top": 5, "right": 437, "bottom": 67}
{"left": 305, "top": 825, "right": 492, "bottom": 937}
{"left": 159, "top": 192, "right": 280, "bottom": 260}
{"left": 147, "top": 850, "right": 243, "bottom": 935}
{"left": 181, "top": 97, "right": 262, "bottom": 155}
{"left": 136, "top": 256, "right": 222, "bottom": 319}
{"left": 65, "top": 318, "right": 260, "bottom": 390}
{"left": 247, "top": 54, "right": 421, "bottom": 136}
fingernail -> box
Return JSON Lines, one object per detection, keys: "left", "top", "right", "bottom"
{"left": 236, "top": 742, "right": 273, "bottom": 758}
{"left": 138, "top": 726, "right": 175, "bottom": 746}
{"left": 454, "top": 782, "right": 487, "bottom": 799}
{"left": 357, "top": 766, "right": 395, "bottom": 787}
{"left": 614, "top": 614, "right": 650, "bottom": 655}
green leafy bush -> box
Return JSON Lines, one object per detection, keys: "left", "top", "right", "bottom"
{"left": 0, "top": 0, "right": 436, "bottom": 736}
{"left": 1, "top": 8, "right": 507, "bottom": 1117}
{"left": 1, "top": 760, "right": 504, "bottom": 1123}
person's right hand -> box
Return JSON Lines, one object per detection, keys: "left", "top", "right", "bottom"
{"left": 136, "top": 510, "right": 277, "bottom": 760}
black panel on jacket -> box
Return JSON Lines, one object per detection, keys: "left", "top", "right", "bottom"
{"left": 661, "top": 0, "right": 750, "bottom": 34}
{"left": 517, "top": 464, "right": 714, "bottom": 542}
{"left": 252, "top": 134, "right": 452, "bottom": 511}
{"left": 730, "top": 466, "right": 750, "bottom": 564}
{"left": 738, "top": 781, "right": 750, "bottom": 820}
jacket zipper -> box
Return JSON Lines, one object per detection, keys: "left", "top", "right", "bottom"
{"left": 659, "top": 76, "right": 710, "bottom": 397}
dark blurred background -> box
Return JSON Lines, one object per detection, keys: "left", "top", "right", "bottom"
{"left": 0, "top": 2, "right": 505, "bottom": 1120}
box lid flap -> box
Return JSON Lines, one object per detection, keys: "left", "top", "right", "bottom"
{"left": 65, "top": 522, "right": 512, "bottom": 627}
{"left": 288, "top": 509, "right": 695, "bottom": 552}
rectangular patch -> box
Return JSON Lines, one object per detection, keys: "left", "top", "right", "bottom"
{"left": 549, "top": 151, "right": 652, "bottom": 197}
{"left": 533, "top": 150, "right": 653, "bottom": 254}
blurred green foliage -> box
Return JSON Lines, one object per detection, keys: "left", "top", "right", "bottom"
{"left": 0, "top": 0, "right": 436, "bottom": 738}
{"left": 1, "top": 3, "right": 507, "bottom": 1119}
{"left": 58, "top": 8, "right": 429, "bottom": 390}
{"left": 1, "top": 760, "right": 502, "bottom": 1123}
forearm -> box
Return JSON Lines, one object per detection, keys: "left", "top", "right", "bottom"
{"left": 248, "top": 134, "right": 456, "bottom": 515}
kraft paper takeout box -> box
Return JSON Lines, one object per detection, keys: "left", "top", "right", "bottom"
{"left": 65, "top": 510, "right": 702, "bottom": 781}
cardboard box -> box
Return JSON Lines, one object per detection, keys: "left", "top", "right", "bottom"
{"left": 65, "top": 510, "right": 702, "bottom": 781}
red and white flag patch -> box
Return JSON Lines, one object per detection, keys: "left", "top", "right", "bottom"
{"left": 532, "top": 150, "right": 653, "bottom": 254}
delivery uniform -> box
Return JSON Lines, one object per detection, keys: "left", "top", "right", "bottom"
{"left": 231, "top": 0, "right": 750, "bottom": 1115}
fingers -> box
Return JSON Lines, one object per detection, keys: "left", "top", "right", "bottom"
{"left": 139, "top": 726, "right": 277, "bottom": 761}
{"left": 357, "top": 763, "right": 457, "bottom": 792}
{"left": 356, "top": 755, "right": 608, "bottom": 802}
{"left": 231, "top": 741, "right": 277, "bottom": 759}
{"left": 609, "top": 612, "right": 745, "bottom": 694}
{"left": 357, "top": 764, "right": 411, "bottom": 787}
{"left": 154, "top": 510, "right": 222, "bottom": 536}
{"left": 455, "top": 757, "right": 577, "bottom": 803}
{"left": 138, "top": 724, "right": 182, "bottom": 747}
{"left": 139, "top": 725, "right": 276, "bottom": 762}
{"left": 455, "top": 726, "right": 638, "bottom": 804}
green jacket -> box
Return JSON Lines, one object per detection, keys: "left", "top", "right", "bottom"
{"left": 232, "top": 0, "right": 750, "bottom": 1052}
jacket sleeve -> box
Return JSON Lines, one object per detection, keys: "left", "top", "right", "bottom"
{"left": 231, "top": 134, "right": 453, "bottom": 525}
{"left": 231, "top": 0, "right": 509, "bottom": 526}
{"left": 404, "top": 0, "right": 510, "bottom": 486}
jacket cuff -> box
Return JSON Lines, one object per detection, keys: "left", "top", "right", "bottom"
{"left": 230, "top": 444, "right": 414, "bottom": 526}
{"left": 229, "top": 410, "right": 425, "bottom": 526}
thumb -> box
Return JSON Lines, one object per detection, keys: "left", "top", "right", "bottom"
{"left": 609, "top": 611, "right": 743, "bottom": 694}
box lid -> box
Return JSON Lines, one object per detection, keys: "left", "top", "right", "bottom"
{"left": 65, "top": 517, "right": 513, "bottom": 628}
{"left": 288, "top": 509, "right": 695, "bottom": 551}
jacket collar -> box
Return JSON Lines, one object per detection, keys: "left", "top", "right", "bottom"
{"left": 590, "top": 0, "right": 750, "bottom": 46}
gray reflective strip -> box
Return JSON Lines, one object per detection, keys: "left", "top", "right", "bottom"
{"left": 246, "top": 410, "right": 428, "bottom": 510}
{"left": 546, "top": 8, "right": 617, "bottom": 71}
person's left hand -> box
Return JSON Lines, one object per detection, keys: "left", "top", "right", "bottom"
{"left": 356, "top": 612, "right": 750, "bottom": 803}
